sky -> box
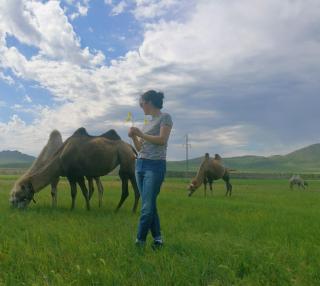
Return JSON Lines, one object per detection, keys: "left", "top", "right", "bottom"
{"left": 0, "top": 0, "right": 320, "bottom": 161}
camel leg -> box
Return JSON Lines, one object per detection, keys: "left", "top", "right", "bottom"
{"left": 225, "top": 181, "right": 231, "bottom": 196}
{"left": 129, "top": 173, "right": 140, "bottom": 213}
{"left": 68, "top": 179, "right": 77, "bottom": 210}
{"left": 116, "top": 170, "right": 129, "bottom": 212}
{"left": 94, "top": 177, "right": 104, "bottom": 208}
{"left": 203, "top": 178, "right": 207, "bottom": 197}
{"left": 77, "top": 177, "right": 91, "bottom": 211}
{"left": 228, "top": 183, "right": 233, "bottom": 196}
{"left": 209, "top": 181, "right": 213, "bottom": 196}
{"left": 223, "top": 174, "right": 232, "bottom": 197}
{"left": 51, "top": 177, "right": 59, "bottom": 208}
{"left": 87, "top": 177, "right": 94, "bottom": 200}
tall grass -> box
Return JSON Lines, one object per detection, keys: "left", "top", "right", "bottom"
{"left": 0, "top": 176, "right": 320, "bottom": 285}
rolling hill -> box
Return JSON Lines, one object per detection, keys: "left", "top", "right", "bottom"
{"left": 167, "top": 143, "right": 320, "bottom": 173}
{"left": 1, "top": 143, "right": 320, "bottom": 173}
{"left": 0, "top": 150, "right": 35, "bottom": 168}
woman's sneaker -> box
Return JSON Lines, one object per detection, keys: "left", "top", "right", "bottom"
{"left": 151, "top": 240, "right": 163, "bottom": 250}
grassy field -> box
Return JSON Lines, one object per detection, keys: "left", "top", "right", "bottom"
{"left": 0, "top": 175, "right": 320, "bottom": 285}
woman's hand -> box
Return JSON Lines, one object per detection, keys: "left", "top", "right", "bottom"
{"left": 128, "top": 127, "right": 143, "bottom": 151}
{"left": 128, "top": 128, "right": 134, "bottom": 138}
{"left": 128, "top": 127, "right": 143, "bottom": 138}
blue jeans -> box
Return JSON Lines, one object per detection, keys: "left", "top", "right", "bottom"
{"left": 135, "top": 159, "right": 166, "bottom": 242}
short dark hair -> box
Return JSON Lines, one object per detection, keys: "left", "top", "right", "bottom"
{"left": 140, "top": 90, "right": 164, "bottom": 109}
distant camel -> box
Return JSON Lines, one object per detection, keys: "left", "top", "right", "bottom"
{"left": 214, "top": 153, "right": 222, "bottom": 161}
{"left": 10, "top": 128, "right": 140, "bottom": 212}
{"left": 203, "top": 176, "right": 213, "bottom": 195}
{"left": 289, "top": 175, "right": 308, "bottom": 190}
{"left": 202, "top": 153, "right": 223, "bottom": 195}
{"left": 10, "top": 130, "right": 63, "bottom": 207}
{"left": 188, "top": 153, "right": 232, "bottom": 197}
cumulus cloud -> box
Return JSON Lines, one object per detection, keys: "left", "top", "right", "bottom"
{"left": 110, "top": 1, "right": 127, "bottom": 16}
{"left": 0, "top": 0, "right": 320, "bottom": 159}
{"left": 69, "top": 0, "right": 90, "bottom": 20}
{"left": 0, "top": 71, "right": 14, "bottom": 85}
{"left": 105, "top": 0, "right": 186, "bottom": 19}
{"left": 0, "top": 0, "right": 103, "bottom": 66}
{"left": 23, "top": 94, "right": 32, "bottom": 103}
{"left": 133, "top": 0, "right": 181, "bottom": 20}
{"left": 104, "top": 0, "right": 128, "bottom": 16}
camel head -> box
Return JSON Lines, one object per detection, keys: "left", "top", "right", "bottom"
{"left": 10, "top": 179, "right": 35, "bottom": 208}
{"left": 188, "top": 179, "right": 199, "bottom": 197}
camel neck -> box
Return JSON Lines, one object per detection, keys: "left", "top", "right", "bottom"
{"left": 195, "top": 162, "right": 206, "bottom": 186}
{"left": 30, "top": 156, "right": 61, "bottom": 192}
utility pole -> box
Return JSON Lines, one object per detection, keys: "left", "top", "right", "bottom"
{"left": 184, "top": 134, "right": 191, "bottom": 178}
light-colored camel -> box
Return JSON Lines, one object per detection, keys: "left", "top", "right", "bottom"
{"left": 203, "top": 175, "right": 213, "bottom": 195}
{"left": 10, "top": 128, "right": 140, "bottom": 211}
{"left": 188, "top": 153, "right": 232, "bottom": 197}
{"left": 203, "top": 153, "right": 222, "bottom": 195}
{"left": 289, "top": 175, "right": 308, "bottom": 190}
{"left": 10, "top": 130, "right": 63, "bottom": 207}
{"left": 9, "top": 128, "right": 102, "bottom": 208}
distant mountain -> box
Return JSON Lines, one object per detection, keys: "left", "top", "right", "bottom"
{"left": 0, "top": 150, "right": 35, "bottom": 168}
{"left": 2, "top": 143, "right": 320, "bottom": 173}
{"left": 167, "top": 143, "right": 320, "bottom": 173}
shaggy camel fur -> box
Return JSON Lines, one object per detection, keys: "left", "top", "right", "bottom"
{"left": 10, "top": 130, "right": 63, "bottom": 207}
{"left": 202, "top": 153, "right": 223, "bottom": 195}
{"left": 289, "top": 175, "right": 308, "bottom": 190}
{"left": 188, "top": 153, "right": 232, "bottom": 197}
{"left": 10, "top": 128, "right": 139, "bottom": 211}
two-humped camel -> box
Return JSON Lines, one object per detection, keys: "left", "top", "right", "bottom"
{"left": 10, "top": 128, "right": 140, "bottom": 212}
{"left": 10, "top": 130, "right": 63, "bottom": 207}
{"left": 202, "top": 154, "right": 222, "bottom": 195}
{"left": 188, "top": 153, "right": 232, "bottom": 197}
{"left": 71, "top": 127, "right": 137, "bottom": 209}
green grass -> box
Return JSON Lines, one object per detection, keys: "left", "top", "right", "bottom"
{"left": 1, "top": 176, "right": 320, "bottom": 285}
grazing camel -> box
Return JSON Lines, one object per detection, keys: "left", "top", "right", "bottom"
{"left": 203, "top": 153, "right": 222, "bottom": 195}
{"left": 203, "top": 176, "right": 213, "bottom": 195}
{"left": 188, "top": 153, "right": 232, "bottom": 197}
{"left": 289, "top": 175, "right": 308, "bottom": 190}
{"left": 10, "top": 130, "right": 63, "bottom": 207}
{"left": 10, "top": 128, "right": 140, "bottom": 212}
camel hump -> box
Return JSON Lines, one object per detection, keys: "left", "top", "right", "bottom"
{"left": 47, "top": 130, "right": 63, "bottom": 149}
{"left": 101, "top": 129, "right": 121, "bottom": 140}
{"left": 214, "top": 153, "right": 222, "bottom": 161}
{"left": 72, "top": 127, "right": 90, "bottom": 137}
{"left": 49, "top": 129, "right": 62, "bottom": 140}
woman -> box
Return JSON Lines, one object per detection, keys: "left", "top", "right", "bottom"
{"left": 128, "top": 90, "right": 173, "bottom": 249}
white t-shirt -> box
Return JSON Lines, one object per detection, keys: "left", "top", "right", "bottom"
{"left": 138, "top": 112, "right": 173, "bottom": 160}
